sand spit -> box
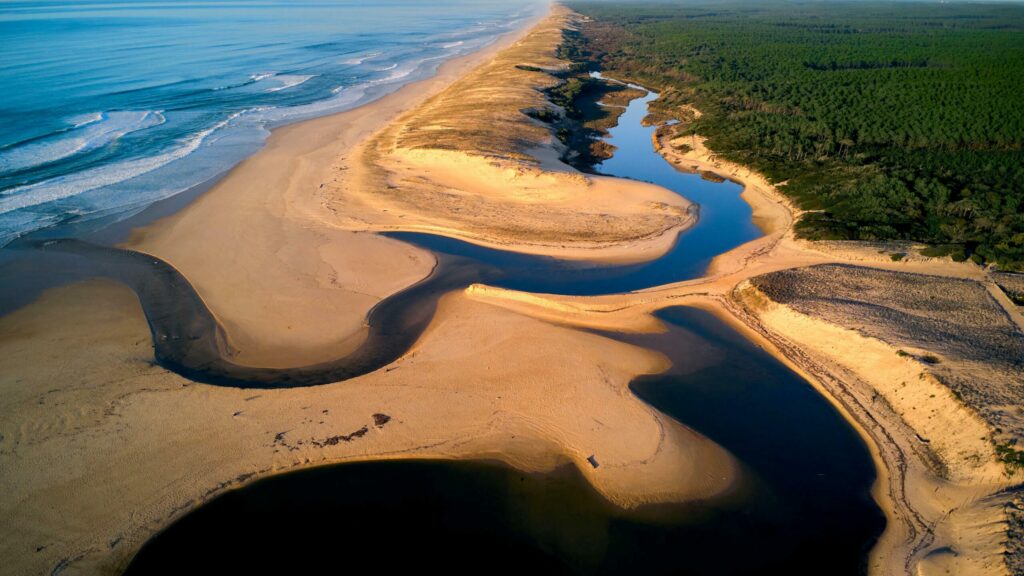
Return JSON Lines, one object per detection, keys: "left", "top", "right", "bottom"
{"left": 471, "top": 237, "right": 1023, "bottom": 576}
{"left": 325, "top": 6, "right": 694, "bottom": 264}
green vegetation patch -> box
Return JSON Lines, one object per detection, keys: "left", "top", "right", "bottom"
{"left": 567, "top": 0, "right": 1024, "bottom": 270}
{"left": 996, "top": 439, "right": 1024, "bottom": 475}
{"left": 539, "top": 40, "right": 648, "bottom": 169}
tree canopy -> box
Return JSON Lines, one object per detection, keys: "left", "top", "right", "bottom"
{"left": 567, "top": 0, "right": 1024, "bottom": 269}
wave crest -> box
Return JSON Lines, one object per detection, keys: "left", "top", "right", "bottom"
{"left": 0, "top": 111, "right": 165, "bottom": 175}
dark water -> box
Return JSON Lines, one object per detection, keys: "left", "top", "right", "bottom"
{"left": 124, "top": 307, "right": 883, "bottom": 576}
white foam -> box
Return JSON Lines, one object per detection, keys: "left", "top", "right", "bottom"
{"left": 0, "top": 111, "right": 165, "bottom": 175}
{"left": 261, "top": 85, "right": 368, "bottom": 123}
{"left": 69, "top": 112, "right": 104, "bottom": 128}
{"left": 341, "top": 52, "right": 380, "bottom": 66}
{"left": 249, "top": 72, "right": 275, "bottom": 82}
{"left": 0, "top": 110, "right": 242, "bottom": 216}
{"left": 441, "top": 41, "right": 465, "bottom": 49}
{"left": 265, "top": 74, "right": 315, "bottom": 92}
{"left": 367, "top": 58, "right": 439, "bottom": 87}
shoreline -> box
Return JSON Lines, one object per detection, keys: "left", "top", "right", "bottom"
{"left": 0, "top": 9, "right": 735, "bottom": 574}
{"left": 119, "top": 13, "right": 544, "bottom": 369}
{"left": 1, "top": 4, "right": 1019, "bottom": 576}
{"left": 121, "top": 5, "right": 695, "bottom": 369}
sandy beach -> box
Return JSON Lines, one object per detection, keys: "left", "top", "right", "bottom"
{"left": 1, "top": 3, "right": 1022, "bottom": 576}
{"left": 0, "top": 8, "right": 730, "bottom": 575}
{"left": 125, "top": 7, "right": 692, "bottom": 370}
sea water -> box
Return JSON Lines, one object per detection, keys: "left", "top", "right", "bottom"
{"left": 0, "top": 0, "right": 543, "bottom": 246}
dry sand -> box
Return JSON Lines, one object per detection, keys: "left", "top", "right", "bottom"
{"left": 0, "top": 280, "right": 735, "bottom": 575}
{"left": 327, "top": 7, "right": 694, "bottom": 264}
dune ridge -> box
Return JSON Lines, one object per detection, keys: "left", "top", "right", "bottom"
{"left": 324, "top": 6, "right": 695, "bottom": 264}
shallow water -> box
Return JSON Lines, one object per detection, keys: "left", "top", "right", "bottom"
{"left": 0, "top": 0, "right": 542, "bottom": 246}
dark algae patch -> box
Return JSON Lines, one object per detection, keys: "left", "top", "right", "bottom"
{"left": 122, "top": 309, "right": 883, "bottom": 575}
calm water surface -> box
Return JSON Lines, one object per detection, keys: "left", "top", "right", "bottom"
{"left": 125, "top": 308, "right": 883, "bottom": 575}
{"left": 391, "top": 76, "right": 762, "bottom": 294}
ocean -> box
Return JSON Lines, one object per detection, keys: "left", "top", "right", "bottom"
{"left": 0, "top": 0, "right": 542, "bottom": 246}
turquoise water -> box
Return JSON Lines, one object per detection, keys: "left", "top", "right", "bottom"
{"left": 0, "top": 0, "right": 542, "bottom": 246}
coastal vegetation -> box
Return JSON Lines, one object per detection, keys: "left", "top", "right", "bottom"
{"left": 544, "top": 75, "right": 645, "bottom": 166}
{"left": 566, "top": 1, "right": 1024, "bottom": 269}
{"left": 997, "top": 439, "right": 1024, "bottom": 476}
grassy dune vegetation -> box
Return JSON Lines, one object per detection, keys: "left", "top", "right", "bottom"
{"left": 566, "top": 1, "right": 1024, "bottom": 269}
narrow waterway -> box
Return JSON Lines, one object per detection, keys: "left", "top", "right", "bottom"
{"left": 120, "top": 80, "right": 885, "bottom": 574}
{"left": 386, "top": 77, "right": 763, "bottom": 295}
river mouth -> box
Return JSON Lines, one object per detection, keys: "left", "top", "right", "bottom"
{"left": 122, "top": 307, "right": 884, "bottom": 576}
{"left": 2, "top": 75, "right": 763, "bottom": 386}
{"left": 5, "top": 75, "right": 884, "bottom": 573}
